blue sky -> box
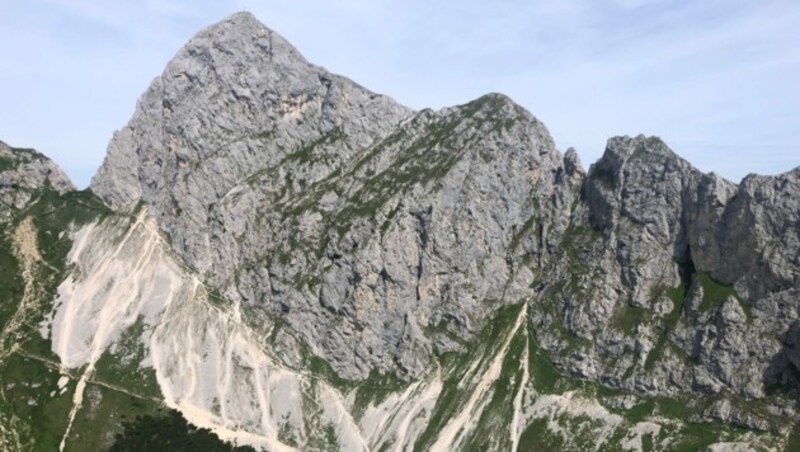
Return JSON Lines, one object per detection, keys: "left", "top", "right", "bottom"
{"left": 1, "top": 0, "right": 798, "bottom": 187}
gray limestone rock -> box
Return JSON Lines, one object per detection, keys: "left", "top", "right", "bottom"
{"left": 90, "top": 12, "right": 574, "bottom": 380}
{"left": 0, "top": 140, "right": 74, "bottom": 223}
{"left": 86, "top": 10, "right": 800, "bottom": 429}
{"left": 534, "top": 133, "right": 800, "bottom": 407}
{"left": 91, "top": 11, "right": 412, "bottom": 275}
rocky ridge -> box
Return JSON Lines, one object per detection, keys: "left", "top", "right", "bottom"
{"left": 536, "top": 135, "right": 800, "bottom": 405}
{"left": 91, "top": 12, "right": 579, "bottom": 380}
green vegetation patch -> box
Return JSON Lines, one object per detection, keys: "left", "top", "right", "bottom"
{"left": 10, "top": 147, "right": 47, "bottom": 162}
{"left": 527, "top": 326, "right": 575, "bottom": 395}
{"left": 109, "top": 409, "right": 256, "bottom": 452}
{"left": 277, "top": 413, "right": 299, "bottom": 448}
{"left": 0, "top": 147, "right": 49, "bottom": 172}
{"left": 0, "top": 155, "right": 15, "bottom": 172}
{"left": 0, "top": 351, "right": 75, "bottom": 450}
{"left": 613, "top": 305, "right": 651, "bottom": 335}
{"left": 558, "top": 223, "right": 602, "bottom": 297}
{"left": 0, "top": 187, "right": 120, "bottom": 450}
{"left": 0, "top": 189, "right": 113, "bottom": 356}
{"left": 461, "top": 326, "right": 527, "bottom": 451}
{"left": 64, "top": 383, "right": 162, "bottom": 450}
{"left": 13, "top": 188, "right": 112, "bottom": 304}
{"left": 414, "top": 303, "right": 525, "bottom": 450}
{"left": 306, "top": 354, "right": 355, "bottom": 392}
{"left": 694, "top": 272, "right": 748, "bottom": 318}
{"left": 641, "top": 281, "right": 691, "bottom": 371}
{"left": 663, "top": 282, "right": 689, "bottom": 324}
{"left": 351, "top": 370, "right": 406, "bottom": 418}
{"left": 666, "top": 421, "right": 739, "bottom": 452}
{"left": 0, "top": 230, "right": 24, "bottom": 332}
{"left": 93, "top": 319, "right": 162, "bottom": 400}
{"left": 284, "top": 127, "right": 345, "bottom": 165}
{"left": 329, "top": 114, "right": 467, "bottom": 238}
{"left": 518, "top": 418, "right": 565, "bottom": 450}
{"left": 786, "top": 425, "right": 800, "bottom": 452}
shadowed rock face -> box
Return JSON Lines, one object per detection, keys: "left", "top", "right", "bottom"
{"left": 49, "top": 10, "right": 800, "bottom": 448}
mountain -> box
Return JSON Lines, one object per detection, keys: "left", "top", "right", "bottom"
{"left": 1, "top": 11, "right": 799, "bottom": 451}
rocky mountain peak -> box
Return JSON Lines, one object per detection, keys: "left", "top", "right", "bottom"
{"left": 563, "top": 147, "right": 584, "bottom": 177}
{"left": 91, "top": 11, "right": 412, "bottom": 213}
{"left": 590, "top": 135, "right": 689, "bottom": 184}
{"left": 90, "top": 12, "right": 413, "bottom": 276}
{"left": 173, "top": 10, "right": 309, "bottom": 79}
{"left": 210, "top": 11, "right": 276, "bottom": 34}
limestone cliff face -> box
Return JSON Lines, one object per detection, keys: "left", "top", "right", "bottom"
{"left": 67, "top": 10, "right": 800, "bottom": 449}
{"left": 90, "top": 12, "right": 578, "bottom": 380}
{"left": 91, "top": 12, "right": 411, "bottom": 267}
{"left": 89, "top": 11, "right": 800, "bottom": 398}
{"left": 535, "top": 134, "right": 800, "bottom": 415}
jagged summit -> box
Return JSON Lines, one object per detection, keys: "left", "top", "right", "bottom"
{"left": 594, "top": 135, "right": 689, "bottom": 171}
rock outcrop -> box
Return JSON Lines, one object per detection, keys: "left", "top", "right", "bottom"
{"left": 0, "top": 141, "right": 74, "bottom": 222}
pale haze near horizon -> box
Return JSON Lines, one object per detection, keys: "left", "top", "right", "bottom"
{"left": 0, "top": 0, "right": 798, "bottom": 188}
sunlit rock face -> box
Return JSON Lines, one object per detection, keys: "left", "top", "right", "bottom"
{"left": 89, "top": 11, "right": 578, "bottom": 382}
